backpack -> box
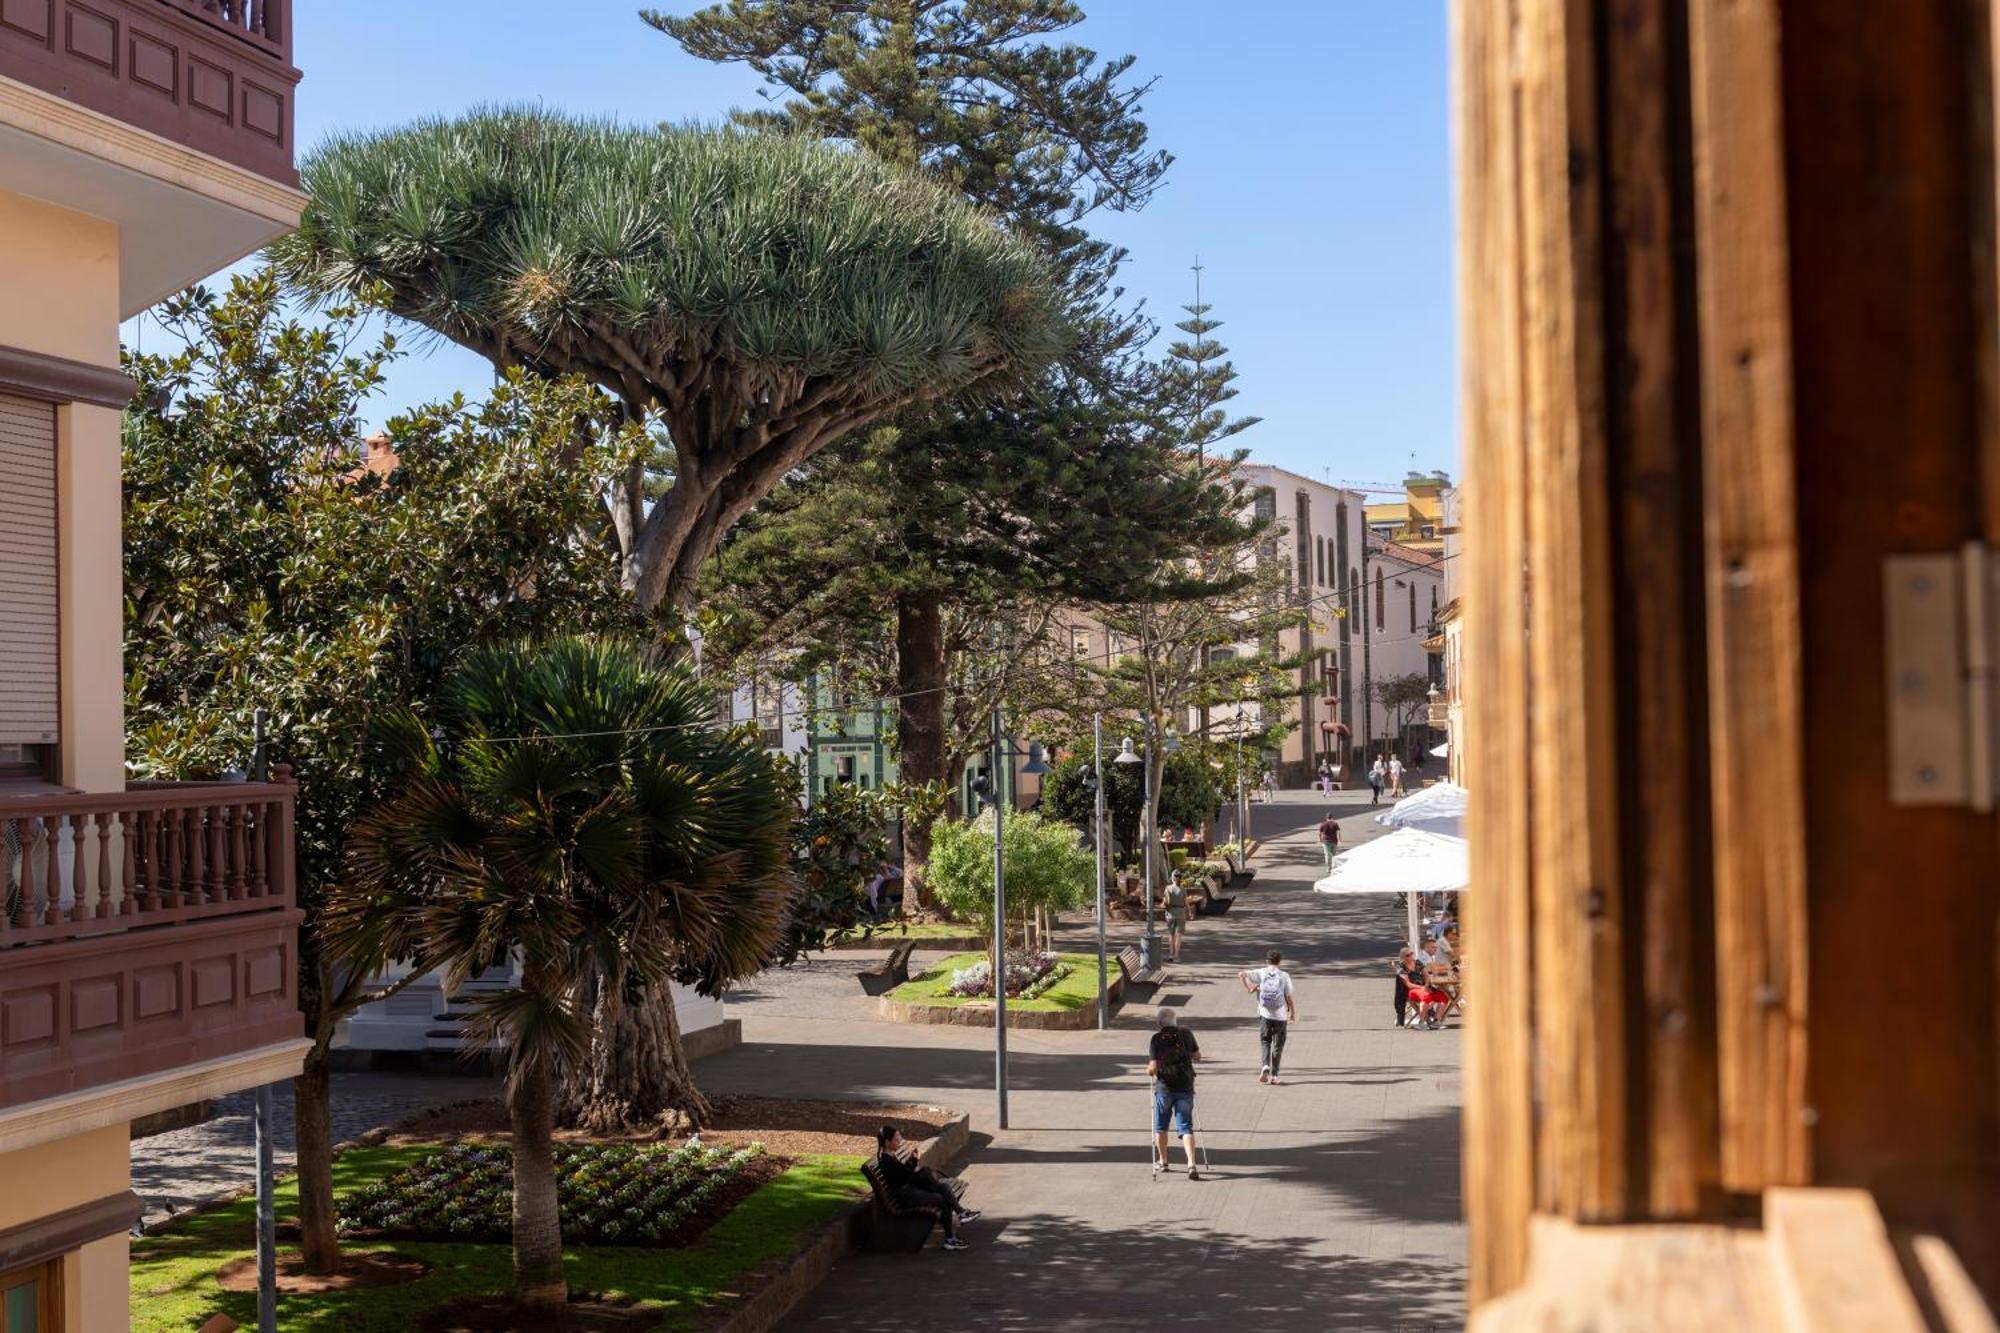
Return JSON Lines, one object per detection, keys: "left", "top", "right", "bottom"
{"left": 1257, "top": 968, "right": 1287, "bottom": 1011}
{"left": 1155, "top": 1027, "right": 1194, "bottom": 1087}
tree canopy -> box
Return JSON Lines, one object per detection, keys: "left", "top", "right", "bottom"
{"left": 271, "top": 108, "right": 1069, "bottom": 608}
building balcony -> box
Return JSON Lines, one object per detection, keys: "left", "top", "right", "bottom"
{"left": 0, "top": 0, "right": 305, "bottom": 315}
{"left": 0, "top": 1, "right": 295, "bottom": 183}
{"left": 0, "top": 775, "right": 303, "bottom": 1119}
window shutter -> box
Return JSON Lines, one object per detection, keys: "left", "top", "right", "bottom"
{"left": 0, "top": 394, "right": 58, "bottom": 746}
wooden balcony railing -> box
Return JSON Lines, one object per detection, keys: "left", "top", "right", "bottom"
{"left": 0, "top": 774, "right": 303, "bottom": 1113}
{"left": 0, "top": 0, "right": 299, "bottom": 184}
{"left": 159, "top": 0, "right": 288, "bottom": 62}
{"left": 0, "top": 768, "right": 295, "bottom": 949}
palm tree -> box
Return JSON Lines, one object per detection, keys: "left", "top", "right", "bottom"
{"left": 329, "top": 637, "right": 794, "bottom": 1315}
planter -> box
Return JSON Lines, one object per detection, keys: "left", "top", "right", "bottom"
{"left": 877, "top": 973, "right": 1125, "bottom": 1031}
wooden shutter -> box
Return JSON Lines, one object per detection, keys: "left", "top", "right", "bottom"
{"left": 0, "top": 394, "right": 57, "bottom": 746}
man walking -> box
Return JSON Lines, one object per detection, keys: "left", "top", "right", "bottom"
{"left": 1239, "top": 949, "right": 1297, "bottom": 1084}
{"left": 1148, "top": 1007, "right": 1204, "bottom": 1179}
{"left": 1368, "top": 756, "right": 1386, "bottom": 806}
{"left": 1317, "top": 810, "right": 1342, "bottom": 872}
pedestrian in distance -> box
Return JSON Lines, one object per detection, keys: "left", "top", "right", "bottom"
{"left": 1239, "top": 949, "right": 1297, "bottom": 1084}
{"left": 1317, "top": 811, "right": 1342, "bottom": 872}
{"left": 1368, "top": 756, "right": 1386, "bottom": 806}
{"left": 1388, "top": 754, "right": 1406, "bottom": 797}
{"left": 1148, "top": 1006, "right": 1204, "bottom": 1179}
{"left": 875, "top": 1125, "right": 979, "bottom": 1249}
{"left": 1163, "top": 874, "right": 1188, "bottom": 963}
{"left": 1260, "top": 768, "right": 1277, "bottom": 803}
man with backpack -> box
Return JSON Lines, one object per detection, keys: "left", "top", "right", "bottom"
{"left": 1238, "top": 950, "right": 1298, "bottom": 1084}
{"left": 1148, "top": 1006, "right": 1204, "bottom": 1179}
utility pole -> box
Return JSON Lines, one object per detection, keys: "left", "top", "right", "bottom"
{"left": 988, "top": 700, "right": 1008, "bottom": 1130}
{"left": 1141, "top": 716, "right": 1158, "bottom": 975}
{"left": 1093, "top": 714, "right": 1108, "bottom": 1030}
{"left": 1361, "top": 537, "right": 1375, "bottom": 764}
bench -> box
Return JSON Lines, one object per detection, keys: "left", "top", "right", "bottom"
{"left": 857, "top": 1157, "right": 940, "bottom": 1252}
{"left": 1203, "top": 893, "right": 1236, "bottom": 915}
{"left": 858, "top": 940, "right": 918, "bottom": 996}
{"left": 1114, "top": 944, "right": 1145, "bottom": 984}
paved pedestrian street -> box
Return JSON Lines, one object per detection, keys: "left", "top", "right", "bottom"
{"left": 704, "top": 788, "right": 1465, "bottom": 1331}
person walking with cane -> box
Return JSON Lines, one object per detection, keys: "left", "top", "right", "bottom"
{"left": 1148, "top": 1007, "right": 1204, "bottom": 1179}
{"left": 1239, "top": 950, "right": 1297, "bottom": 1084}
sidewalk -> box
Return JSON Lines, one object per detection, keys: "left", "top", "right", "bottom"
{"left": 703, "top": 790, "right": 1465, "bottom": 1331}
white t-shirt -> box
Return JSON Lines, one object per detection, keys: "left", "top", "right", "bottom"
{"left": 1248, "top": 966, "right": 1294, "bottom": 1020}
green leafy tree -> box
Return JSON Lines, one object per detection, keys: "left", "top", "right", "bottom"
{"left": 1371, "top": 671, "right": 1435, "bottom": 760}
{"left": 331, "top": 638, "right": 795, "bottom": 1317}
{"left": 122, "top": 273, "right": 640, "bottom": 1273}
{"left": 658, "top": 3, "right": 1255, "bottom": 901}
{"left": 270, "top": 108, "right": 1067, "bottom": 612}
{"left": 927, "top": 806, "right": 1093, "bottom": 941}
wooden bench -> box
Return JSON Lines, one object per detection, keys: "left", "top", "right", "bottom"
{"left": 857, "top": 1157, "right": 941, "bottom": 1252}
{"left": 1114, "top": 944, "right": 1145, "bottom": 985}
{"left": 858, "top": 940, "right": 918, "bottom": 996}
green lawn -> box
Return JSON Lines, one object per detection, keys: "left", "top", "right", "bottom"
{"left": 886, "top": 951, "right": 1106, "bottom": 1012}
{"left": 131, "top": 1145, "right": 867, "bottom": 1332}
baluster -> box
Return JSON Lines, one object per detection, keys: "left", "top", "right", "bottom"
{"left": 138, "top": 810, "right": 158, "bottom": 911}
{"left": 0, "top": 818, "right": 16, "bottom": 936}
{"left": 207, "top": 803, "right": 226, "bottom": 902}
{"left": 96, "top": 811, "right": 115, "bottom": 917}
{"left": 121, "top": 811, "right": 139, "bottom": 916}
{"left": 229, "top": 801, "right": 248, "bottom": 900}
{"left": 246, "top": 801, "right": 268, "bottom": 898}
{"left": 42, "top": 817, "right": 64, "bottom": 925}
{"left": 75, "top": 814, "right": 96, "bottom": 920}
{"left": 10, "top": 819, "right": 31, "bottom": 929}
{"left": 167, "top": 807, "right": 186, "bottom": 907}
{"left": 188, "top": 805, "right": 208, "bottom": 905}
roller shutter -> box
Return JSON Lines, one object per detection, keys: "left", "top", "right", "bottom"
{"left": 0, "top": 394, "right": 57, "bottom": 745}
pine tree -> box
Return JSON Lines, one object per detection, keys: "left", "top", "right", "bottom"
{"left": 657, "top": 1, "right": 1250, "bottom": 895}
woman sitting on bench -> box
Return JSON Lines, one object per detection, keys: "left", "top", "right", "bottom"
{"left": 877, "top": 1126, "right": 979, "bottom": 1250}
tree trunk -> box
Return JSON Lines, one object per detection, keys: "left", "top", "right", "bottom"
{"left": 896, "top": 589, "right": 948, "bottom": 906}
{"left": 561, "top": 980, "right": 710, "bottom": 1135}
{"left": 509, "top": 1051, "right": 568, "bottom": 1315}
{"left": 294, "top": 1037, "right": 339, "bottom": 1275}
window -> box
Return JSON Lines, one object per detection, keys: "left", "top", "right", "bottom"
{"left": 0, "top": 1260, "right": 58, "bottom": 1332}
{"left": 1072, "top": 629, "right": 1091, "bottom": 659}
{"left": 0, "top": 395, "right": 58, "bottom": 780}
{"left": 1375, "top": 569, "right": 1385, "bottom": 630}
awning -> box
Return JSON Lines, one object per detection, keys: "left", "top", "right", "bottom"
{"left": 1375, "top": 780, "right": 1467, "bottom": 837}
{"left": 1313, "top": 828, "right": 1469, "bottom": 895}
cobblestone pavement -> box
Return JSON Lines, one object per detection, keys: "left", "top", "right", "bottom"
{"left": 130, "top": 1069, "right": 500, "bottom": 1226}
{"left": 707, "top": 789, "right": 1465, "bottom": 1332}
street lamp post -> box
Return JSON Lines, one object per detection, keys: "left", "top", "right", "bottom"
{"left": 974, "top": 717, "right": 1052, "bottom": 1131}
{"left": 1092, "top": 715, "right": 1107, "bottom": 1029}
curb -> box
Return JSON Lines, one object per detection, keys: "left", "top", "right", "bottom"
{"left": 821, "top": 934, "right": 990, "bottom": 954}
{"left": 711, "top": 1111, "right": 972, "bottom": 1333}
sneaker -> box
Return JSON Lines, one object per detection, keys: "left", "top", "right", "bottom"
{"left": 1269, "top": 1075, "right": 1283, "bottom": 1085}
{"left": 956, "top": 1208, "right": 982, "bottom": 1222}
{"left": 943, "top": 1237, "right": 972, "bottom": 1251}
{"left": 1187, "top": 1168, "right": 1201, "bottom": 1181}
{"left": 1258, "top": 1066, "right": 1270, "bottom": 1083}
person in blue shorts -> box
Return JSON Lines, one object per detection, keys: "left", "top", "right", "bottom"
{"left": 1148, "top": 1006, "right": 1204, "bottom": 1179}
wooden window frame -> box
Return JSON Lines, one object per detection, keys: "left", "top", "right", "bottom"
{"left": 0, "top": 1256, "right": 61, "bottom": 1333}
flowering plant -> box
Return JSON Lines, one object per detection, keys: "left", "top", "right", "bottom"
{"left": 946, "top": 950, "right": 1068, "bottom": 999}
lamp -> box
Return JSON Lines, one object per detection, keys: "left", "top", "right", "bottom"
{"left": 1021, "top": 741, "right": 1052, "bottom": 776}
{"left": 1113, "top": 737, "right": 1142, "bottom": 764}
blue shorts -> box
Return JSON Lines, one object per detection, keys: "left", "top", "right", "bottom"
{"left": 1152, "top": 1085, "right": 1195, "bottom": 1135}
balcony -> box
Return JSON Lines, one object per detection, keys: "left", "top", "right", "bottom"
{"left": 0, "top": 774, "right": 302, "bottom": 1115}
{"left": 0, "top": 0, "right": 297, "bottom": 183}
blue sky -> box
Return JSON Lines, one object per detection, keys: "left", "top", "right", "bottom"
{"left": 139, "top": 1, "right": 1456, "bottom": 493}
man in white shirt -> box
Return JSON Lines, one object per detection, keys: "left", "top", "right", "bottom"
{"left": 1238, "top": 950, "right": 1297, "bottom": 1084}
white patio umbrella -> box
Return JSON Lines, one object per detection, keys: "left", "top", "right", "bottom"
{"left": 1430, "top": 741, "right": 1449, "bottom": 758}
{"left": 1314, "top": 827, "right": 1469, "bottom": 949}
{"left": 1375, "top": 779, "right": 1468, "bottom": 837}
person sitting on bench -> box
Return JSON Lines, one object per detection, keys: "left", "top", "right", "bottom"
{"left": 876, "top": 1126, "right": 978, "bottom": 1249}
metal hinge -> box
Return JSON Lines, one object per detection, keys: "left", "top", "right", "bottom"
{"left": 1884, "top": 543, "right": 1999, "bottom": 808}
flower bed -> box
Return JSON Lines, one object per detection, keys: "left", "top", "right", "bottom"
{"left": 337, "top": 1141, "right": 767, "bottom": 1247}
{"left": 944, "top": 950, "right": 1071, "bottom": 999}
